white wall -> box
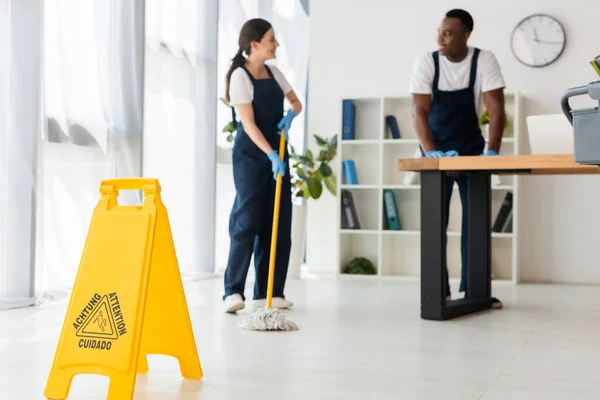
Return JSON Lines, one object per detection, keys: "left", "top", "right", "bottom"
{"left": 307, "top": 0, "right": 600, "bottom": 283}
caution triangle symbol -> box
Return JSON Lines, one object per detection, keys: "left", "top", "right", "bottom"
{"left": 76, "top": 295, "right": 118, "bottom": 340}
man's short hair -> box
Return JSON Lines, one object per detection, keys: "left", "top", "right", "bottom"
{"left": 446, "top": 9, "right": 474, "bottom": 32}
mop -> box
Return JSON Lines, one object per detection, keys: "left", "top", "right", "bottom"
{"left": 238, "top": 128, "right": 298, "bottom": 331}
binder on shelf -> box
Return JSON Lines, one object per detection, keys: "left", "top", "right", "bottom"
{"left": 501, "top": 210, "right": 513, "bottom": 233}
{"left": 342, "top": 100, "right": 356, "bottom": 140}
{"left": 383, "top": 189, "right": 401, "bottom": 230}
{"left": 343, "top": 160, "right": 359, "bottom": 185}
{"left": 341, "top": 190, "right": 361, "bottom": 229}
{"left": 385, "top": 115, "right": 401, "bottom": 139}
{"left": 492, "top": 192, "right": 513, "bottom": 232}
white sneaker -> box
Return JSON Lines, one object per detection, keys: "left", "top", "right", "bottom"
{"left": 223, "top": 294, "right": 245, "bottom": 313}
{"left": 253, "top": 297, "right": 294, "bottom": 309}
{"left": 272, "top": 297, "right": 294, "bottom": 309}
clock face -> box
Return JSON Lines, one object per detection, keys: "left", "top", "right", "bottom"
{"left": 511, "top": 14, "right": 566, "bottom": 67}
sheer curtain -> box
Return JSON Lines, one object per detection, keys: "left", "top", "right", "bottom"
{"left": 37, "top": 0, "right": 144, "bottom": 299}
{"left": 143, "top": 0, "right": 218, "bottom": 278}
{"left": 214, "top": 0, "right": 310, "bottom": 272}
{"left": 0, "top": 0, "right": 43, "bottom": 309}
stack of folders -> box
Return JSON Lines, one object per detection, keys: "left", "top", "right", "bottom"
{"left": 492, "top": 192, "right": 513, "bottom": 233}
{"left": 341, "top": 190, "right": 361, "bottom": 229}
{"left": 342, "top": 160, "right": 358, "bottom": 185}
{"left": 383, "top": 189, "right": 401, "bottom": 230}
{"left": 342, "top": 100, "right": 355, "bottom": 140}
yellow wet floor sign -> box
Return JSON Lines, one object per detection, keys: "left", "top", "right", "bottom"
{"left": 44, "top": 178, "right": 202, "bottom": 399}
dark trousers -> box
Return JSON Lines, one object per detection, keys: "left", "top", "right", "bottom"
{"left": 223, "top": 153, "right": 292, "bottom": 301}
{"left": 443, "top": 174, "right": 469, "bottom": 296}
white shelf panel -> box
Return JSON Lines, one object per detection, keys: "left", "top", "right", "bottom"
{"left": 381, "top": 184, "right": 514, "bottom": 191}
{"left": 380, "top": 230, "right": 512, "bottom": 238}
{"left": 340, "top": 229, "right": 379, "bottom": 235}
{"left": 485, "top": 138, "right": 515, "bottom": 144}
{"left": 341, "top": 139, "right": 380, "bottom": 145}
{"left": 341, "top": 184, "right": 379, "bottom": 189}
{"left": 381, "top": 230, "right": 419, "bottom": 235}
{"left": 492, "top": 232, "right": 513, "bottom": 239}
{"left": 382, "top": 139, "right": 419, "bottom": 145}
{"left": 447, "top": 231, "right": 513, "bottom": 238}
{"left": 383, "top": 184, "right": 421, "bottom": 190}
{"left": 492, "top": 185, "right": 514, "bottom": 190}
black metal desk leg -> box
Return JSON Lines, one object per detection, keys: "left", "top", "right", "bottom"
{"left": 467, "top": 171, "right": 492, "bottom": 300}
{"left": 420, "top": 170, "right": 493, "bottom": 321}
{"left": 420, "top": 171, "right": 448, "bottom": 320}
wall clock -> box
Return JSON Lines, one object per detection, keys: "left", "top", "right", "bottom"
{"left": 511, "top": 14, "right": 566, "bottom": 68}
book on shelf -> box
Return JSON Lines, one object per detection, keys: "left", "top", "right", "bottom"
{"left": 385, "top": 115, "right": 401, "bottom": 139}
{"left": 492, "top": 191, "right": 513, "bottom": 233}
{"left": 342, "top": 159, "right": 359, "bottom": 185}
{"left": 342, "top": 100, "right": 355, "bottom": 140}
{"left": 383, "top": 189, "right": 401, "bottom": 230}
{"left": 341, "top": 190, "right": 361, "bottom": 229}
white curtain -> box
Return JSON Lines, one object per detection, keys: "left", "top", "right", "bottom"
{"left": 0, "top": 0, "right": 42, "bottom": 309}
{"left": 214, "top": 0, "right": 310, "bottom": 272}
{"left": 38, "top": 0, "right": 144, "bottom": 299}
{"left": 143, "top": 0, "right": 218, "bottom": 278}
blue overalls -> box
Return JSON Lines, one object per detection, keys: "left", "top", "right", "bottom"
{"left": 428, "top": 48, "right": 484, "bottom": 296}
{"left": 223, "top": 65, "right": 292, "bottom": 301}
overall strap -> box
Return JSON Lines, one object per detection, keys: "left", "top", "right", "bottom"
{"left": 231, "top": 105, "right": 237, "bottom": 125}
{"left": 240, "top": 65, "right": 256, "bottom": 83}
{"left": 432, "top": 51, "right": 440, "bottom": 91}
{"left": 468, "top": 48, "right": 480, "bottom": 89}
{"left": 264, "top": 64, "right": 274, "bottom": 78}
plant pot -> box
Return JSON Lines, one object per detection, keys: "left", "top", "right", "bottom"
{"left": 288, "top": 203, "right": 307, "bottom": 279}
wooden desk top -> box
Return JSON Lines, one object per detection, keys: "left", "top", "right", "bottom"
{"left": 398, "top": 154, "right": 600, "bottom": 175}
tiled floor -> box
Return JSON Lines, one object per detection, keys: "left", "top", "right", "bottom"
{"left": 1, "top": 276, "right": 600, "bottom": 399}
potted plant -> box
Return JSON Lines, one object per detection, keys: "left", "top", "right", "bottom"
{"left": 288, "top": 134, "right": 338, "bottom": 200}
{"left": 479, "top": 108, "right": 511, "bottom": 139}
{"left": 286, "top": 134, "right": 338, "bottom": 279}
{"left": 343, "top": 257, "right": 376, "bottom": 275}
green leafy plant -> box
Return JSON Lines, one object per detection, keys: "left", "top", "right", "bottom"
{"left": 219, "top": 98, "right": 339, "bottom": 201}
{"left": 479, "top": 108, "right": 511, "bottom": 129}
{"left": 220, "top": 97, "right": 237, "bottom": 143}
{"left": 343, "top": 257, "right": 376, "bottom": 275}
{"left": 289, "top": 134, "right": 338, "bottom": 200}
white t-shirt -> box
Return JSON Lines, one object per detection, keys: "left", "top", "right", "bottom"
{"left": 229, "top": 65, "right": 293, "bottom": 106}
{"left": 409, "top": 47, "right": 505, "bottom": 117}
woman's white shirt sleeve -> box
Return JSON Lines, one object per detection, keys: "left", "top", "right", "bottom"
{"left": 229, "top": 68, "right": 253, "bottom": 105}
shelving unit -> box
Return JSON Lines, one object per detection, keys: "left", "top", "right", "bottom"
{"left": 337, "top": 93, "right": 522, "bottom": 283}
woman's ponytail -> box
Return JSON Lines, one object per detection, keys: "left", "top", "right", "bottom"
{"left": 225, "top": 48, "right": 246, "bottom": 103}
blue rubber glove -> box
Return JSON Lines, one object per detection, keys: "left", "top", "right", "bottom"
{"left": 445, "top": 150, "right": 459, "bottom": 157}
{"left": 267, "top": 150, "right": 286, "bottom": 180}
{"left": 277, "top": 110, "right": 296, "bottom": 141}
{"left": 425, "top": 150, "right": 444, "bottom": 158}
{"left": 480, "top": 150, "right": 499, "bottom": 156}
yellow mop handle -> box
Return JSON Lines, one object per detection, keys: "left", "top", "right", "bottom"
{"left": 266, "top": 128, "right": 286, "bottom": 309}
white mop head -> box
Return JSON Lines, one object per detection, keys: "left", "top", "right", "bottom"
{"left": 238, "top": 307, "right": 298, "bottom": 331}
